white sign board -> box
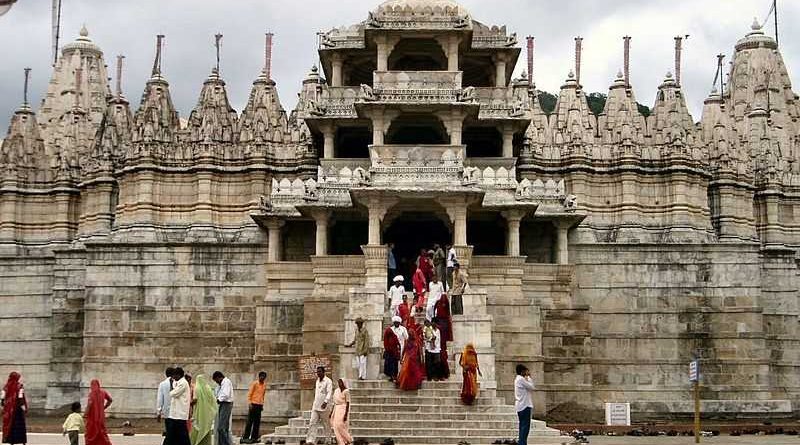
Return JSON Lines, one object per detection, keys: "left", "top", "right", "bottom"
{"left": 605, "top": 402, "right": 631, "bottom": 426}
{"left": 689, "top": 360, "right": 699, "bottom": 382}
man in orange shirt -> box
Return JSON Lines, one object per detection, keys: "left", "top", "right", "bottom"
{"left": 240, "top": 371, "right": 267, "bottom": 444}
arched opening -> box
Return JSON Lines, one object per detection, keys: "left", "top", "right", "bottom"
{"left": 468, "top": 212, "right": 506, "bottom": 255}
{"left": 463, "top": 126, "right": 502, "bottom": 157}
{"left": 460, "top": 55, "right": 494, "bottom": 87}
{"left": 385, "top": 114, "right": 449, "bottom": 145}
{"left": 384, "top": 211, "right": 451, "bottom": 283}
{"left": 520, "top": 218, "right": 556, "bottom": 263}
{"left": 388, "top": 38, "right": 448, "bottom": 71}
{"left": 335, "top": 125, "right": 372, "bottom": 158}
{"left": 330, "top": 218, "right": 368, "bottom": 255}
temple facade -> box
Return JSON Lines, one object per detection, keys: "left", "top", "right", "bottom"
{"left": 2, "top": 0, "right": 800, "bottom": 423}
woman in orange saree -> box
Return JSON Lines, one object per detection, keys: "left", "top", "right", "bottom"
{"left": 459, "top": 344, "right": 481, "bottom": 405}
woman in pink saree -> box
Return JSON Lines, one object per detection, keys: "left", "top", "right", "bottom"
{"left": 330, "top": 379, "right": 352, "bottom": 445}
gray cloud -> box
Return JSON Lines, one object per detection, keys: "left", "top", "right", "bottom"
{"left": 1, "top": 0, "right": 798, "bottom": 126}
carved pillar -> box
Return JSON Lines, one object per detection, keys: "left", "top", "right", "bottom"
{"left": 361, "top": 195, "right": 397, "bottom": 289}
{"left": 331, "top": 54, "right": 343, "bottom": 87}
{"left": 375, "top": 36, "right": 399, "bottom": 72}
{"left": 447, "top": 35, "right": 460, "bottom": 72}
{"left": 372, "top": 109, "right": 385, "bottom": 146}
{"left": 266, "top": 219, "right": 285, "bottom": 262}
{"left": 502, "top": 123, "right": 515, "bottom": 158}
{"left": 502, "top": 209, "right": 526, "bottom": 257}
{"left": 322, "top": 123, "right": 335, "bottom": 159}
{"left": 310, "top": 209, "right": 331, "bottom": 256}
{"left": 495, "top": 54, "right": 507, "bottom": 87}
{"left": 367, "top": 206, "right": 382, "bottom": 245}
{"left": 554, "top": 219, "right": 570, "bottom": 264}
{"left": 450, "top": 115, "right": 463, "bottom": 146}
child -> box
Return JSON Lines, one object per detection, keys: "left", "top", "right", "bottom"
{"left": 62, "top": 401, "right": 84, "bottom": 445}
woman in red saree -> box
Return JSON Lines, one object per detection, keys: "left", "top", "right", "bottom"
{"left": 397, "top": 329, "right": 425, "bottom": 391}
{"left": 459, "top": 344, "right": 481, "bottom": 405}
{"left": 412, "top": 266, "right": 427, "bottom": 313}
{"left": 85, "top": 379, "right": 113, "bottom": 445}
{"left": 2, "top": 372, "right": 27, "bottom": 445}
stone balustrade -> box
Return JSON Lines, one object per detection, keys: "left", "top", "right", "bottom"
{"left": 373, "top": 70, "right": 463, "bottom": 90}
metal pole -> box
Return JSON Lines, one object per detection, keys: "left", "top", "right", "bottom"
{"left": 214, "top": 33, "right": 223, "bottom": 73}
{"left": 265, "top": 32, "right": 274, "bottom": 80}
{"left": 774, "top": 0, "right": 779, "bottom": 47}
{"left": 674, "top": 36, "right": 682, "bottom": 87}
{"left": 575, "top": 37, "right": 583, "bottom": 86}
{"left": 74, "top": 66, "right": 82, "bottom": 109}
{"left": 152, "top": 35, "right": 164, "bottom": 76}
{"left": 526, "top": 36, "right": 534, "bottom": 83}
{"left": 52, "top": 0, "right": 62, "bottom": 65}
{"left": 115, "top": 55, "right": 124, "bottom": 99}
{"left": 623, "top": 36, "right": 631, "bottom": 88}
{"left": 694, "top": 380, "right": 700, "bottom": 443}
{"left": 23, "top": 68, "right": 31, "bottom": 107}
{"left": 717, "top": 54, "right": 725, "bottom": 98}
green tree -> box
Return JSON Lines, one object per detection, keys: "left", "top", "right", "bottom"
{"left": 537, "top": 91, "right": 558, "bottom": 115}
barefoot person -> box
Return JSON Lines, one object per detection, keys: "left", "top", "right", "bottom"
{"left": 2, "top": 372, "right": 27, "bottom": 445}
{"left": 85, "top": 380, "right": 113, "bottom": 445}
{"left": 459, "top": 344, "right": 481, "bottom": 405}
{"left": 330, "top": 379, "right": 352, "bottom": 445}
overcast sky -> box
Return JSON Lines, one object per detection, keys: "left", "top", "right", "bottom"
{"left": 1, "top": 0, "right": 798, "bottom": 127}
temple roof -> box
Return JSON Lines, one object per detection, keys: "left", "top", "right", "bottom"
{"left": 375, "top": 0, "right": 469, "bottom": 17}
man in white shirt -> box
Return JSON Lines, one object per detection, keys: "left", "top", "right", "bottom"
{"left": 514, "top": 364, "right": 535, "bottom": 445}
{"left": 425, "top": 322, "right": 445, "bottom": 380}
{"left": 426, "top": 274, "right": 444, "bottom": 321}
{"left": 387, "top": 275, "right": 405, "bottom": 317}
{"left": 167, "top": 367, "right": 192, "bottom": 445}
{"left": 445, "top": 244, "right": 457, "bottom": 290}
{"left": 155, "top": 367, "right": 173, "bottom": 444}
{"left": 213, "top": 371, "right": 235, "bottom": 445}
{"left": 304, "top": 366, "right": 333, "bottom": 445}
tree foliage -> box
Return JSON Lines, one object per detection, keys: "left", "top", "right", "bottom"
{"left": 536, "top": 90, "right": 651, "bottom": 117}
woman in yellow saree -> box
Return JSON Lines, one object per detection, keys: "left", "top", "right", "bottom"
{"left": 190, "top": 375, "right": 218, "bottom": 445}
{"left": 459, "top": 344, "right": 481, "bottom": 405}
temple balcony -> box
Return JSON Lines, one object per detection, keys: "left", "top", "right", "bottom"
{"left": 373, "top": 70, "right": 462, "bottom": 90}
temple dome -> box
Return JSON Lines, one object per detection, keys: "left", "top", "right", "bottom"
{"left": 375, "top": 0, "right": 470, "bottom": 17}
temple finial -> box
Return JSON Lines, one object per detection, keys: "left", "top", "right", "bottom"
{"left": 214, "top": 33, "right": 223, "bottom": 74}
{"left": 115, "top": 55, "right": 125, "bottom": 98}
{"left": 526, "top": 36, "right": 534, "bottom": 86}
{"left": 23, "top": 67, "right": 31, "bottom": 108}
{"left": 574, "top": 36, "right": 583, "bottom": 86}
{"left": 152, "top": 34, "right": 165, "bottom": 77}
{"left": 623, "top": 36, "right": 631, "bottom": 88}
{"left": 265, "top": 32, "right": 274, "bottom": 81}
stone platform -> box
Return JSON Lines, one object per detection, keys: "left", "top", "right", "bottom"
{"left": 264, "top": 380, "right": 575, "bottom": 444}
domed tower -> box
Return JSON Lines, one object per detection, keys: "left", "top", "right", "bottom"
{"left": 39, "top": 26, "right": 111, "bottom": 165}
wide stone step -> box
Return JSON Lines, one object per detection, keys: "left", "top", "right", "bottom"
{"left": 288, "top": 418, "right": 520, "bottom": 429}
{"left": 352, "top": 411, "right": 522, "bottom": 421}
{"left": 350, "top": 395, "right": 505, "bottom": 405}
{"left": 298, "top": 403, "right": 517, "bottom": 415}
{"left": 352, "top": 380, "right": 465, "bottom": 389}
{"left": 265, "top": 434, "right": 573, "bottom": 445}
{"left": 343, "top": 387, "right": 497, "bottom": 398}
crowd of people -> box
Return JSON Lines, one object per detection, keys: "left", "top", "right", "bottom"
{"left": 0, "top": 238, "right": 538, "bottom": 445}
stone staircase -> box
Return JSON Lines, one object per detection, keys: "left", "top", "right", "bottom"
{"left": 264, "top": 380, "right": 575, "bottom": 444}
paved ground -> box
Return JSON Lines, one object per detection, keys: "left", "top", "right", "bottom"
{"left": 22, "top": 433, "right": 800, "bottom": 445}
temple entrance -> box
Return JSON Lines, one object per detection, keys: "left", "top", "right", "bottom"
{"left": 384, "top": 212, "right": 451, "bottom": 284}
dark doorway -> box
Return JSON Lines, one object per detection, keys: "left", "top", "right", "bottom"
{"left": 468, "top": 213, "right": 506, "bottom": 255}
{"left": 385, "top": 114, "right": 449, "bottom": 145}
{"left": 330, "top": 219, "right": 368, "bottom": 255}
{"left": 384, "top": 213, "right": 451, "bottom": 283}
{"left": 335, "top": 126, "right": 371, "bottom": 158}
{"left": 463, "top": 126, "right": 502, "bottom": 157}
{"left": 388, "top": 38, "right": 448, "bottom": 71}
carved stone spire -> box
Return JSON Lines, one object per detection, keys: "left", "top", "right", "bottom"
{"left": 87, "top": 64, "right": 133, "bottom": 175}
{"left": 551, "top": 70, "right": 596, "bottom": 148}
{"left": 0, "top": 69, "right": 47, "bottom": 175}
{"left": 648, "top": 72, "right": 695, "bottom": 149}
{"left": 132, "top": 35, "right": 180, "bottom": 144}
{"left": 597, "top": 71, "right": 645, "bottom": 148}
{"left": 239, "top": 51, "right": 288, "bottom": 144}
{"left": 185, "top": 68, "right": 239, "bottom": 144}
{"left": 727, "top": 18, "right": 799, "bottom": 182}
{"left": 38, "top": 26, "right": 110, "bottom": 161}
